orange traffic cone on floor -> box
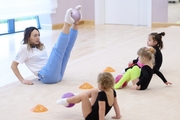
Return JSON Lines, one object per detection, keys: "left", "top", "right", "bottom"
{"left": 79, "top": 82, "right": 93, "bottom": 89}
{"left": 31, "top": 104, "right": 48, "bottom": 113}
{"left": 103, "top": 67, "right": 115, "bottom": 72}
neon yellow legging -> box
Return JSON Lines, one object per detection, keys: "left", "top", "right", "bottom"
{"left": 114, "top": 66, "right": 141, "bottom": 89}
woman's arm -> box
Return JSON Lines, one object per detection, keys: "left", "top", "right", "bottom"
{"left": 11, "top": 61, "right": 33, "bottom": 85}
{"left": 98, "top": 101, "right": 105, "bottom": 120}
{"left": 112, "top": 97, "right": 122, "bottom": 119}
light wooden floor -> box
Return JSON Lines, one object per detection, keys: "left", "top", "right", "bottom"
{"left": 0, "top": 3, "right": 180, "bottom": 120}
{"left": 0, "top": 24, "right": 180, "bottom": 120}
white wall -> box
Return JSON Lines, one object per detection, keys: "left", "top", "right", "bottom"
{"left": 95, "top": 0, "right": 105, "bottom": 25}
{"left": 105, "top": 0, "right": 152, "bottom": 26}
{"left": 95, "top": 0, "right": 152, "bottom": 26}
{"left": 105, "top": 0, "right": 139, "bottom": 25}
{"left": 138, "top": 0, "right": 150, "bottom": 26}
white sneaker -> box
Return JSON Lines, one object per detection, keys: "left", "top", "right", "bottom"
{"left": 64, "top": 8, "right": 74, "bottom": 24}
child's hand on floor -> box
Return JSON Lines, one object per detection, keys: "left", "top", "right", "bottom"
{"left": 112, "top": 115, "right": 122, "bottom": 119}
{"left": 165, "top": 81, "right": 172, "bottom": 85}
{"left": 131, "top": 85, "right": 140, "bottom": 90}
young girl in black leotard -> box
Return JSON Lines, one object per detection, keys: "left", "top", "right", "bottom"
{"left": 115, "top": 47, "right": 155, "bottom": 90}
{"left": 127, "top": 32, "right": 172, "bottom": 85}
{"left": 125, "top": 32, "right": 165, "bottom": 71}
{"left": 131, "top": 47, "right": 155, "bottom": 90}
{"left": 115, "top": 32, "right": 172, "bottom": 89}
{"left": 147, "top": 32, "right": 164, "bottom": 70}
{"left": 57, "top": 72, "right": 122, "bottom": 120}
{"left": 147, "top": 32, "right": 172, "bottom": 85}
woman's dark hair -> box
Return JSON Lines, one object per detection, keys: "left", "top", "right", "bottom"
{"left": 149, "top": 32, "right": 165, "bottom": 49}
{"left": 22, "top": 27, "right": 44, "bottom": 50}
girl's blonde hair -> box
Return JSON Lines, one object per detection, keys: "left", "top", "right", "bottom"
{"left": 97, "top": 72, "right": 114, "bottom": 89}
{"left": 137, "top": 47, "right": 156, "bottom": 65}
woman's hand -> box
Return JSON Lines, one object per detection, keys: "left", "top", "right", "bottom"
{"left": 11, "top": 61, "right": 34, "bottom": 85}
{"left": 21, "top": 79, "right": 34, "bottom": 85}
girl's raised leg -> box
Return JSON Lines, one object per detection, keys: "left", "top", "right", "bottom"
{"left": 56, "top": 88, "right": 99, "bottom": 118}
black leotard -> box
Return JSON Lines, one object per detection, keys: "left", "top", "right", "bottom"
{"left": 153, "top": 46, "right": 162, "bottom": 70}
{"left": 129, "top": 46, "right": 167, "bottom": 83}
{"left": 85, "top": 90, "right": 116, "bottom": 120}
{"left": 136, "top": 65, "right": 153, "bottom": 90}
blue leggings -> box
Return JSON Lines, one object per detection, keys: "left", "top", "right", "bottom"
{"left": 38, "top": 28, "right": 78, "bottom": 84}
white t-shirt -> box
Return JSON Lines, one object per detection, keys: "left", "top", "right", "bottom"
{"left": 14, "top": 44, "right": 48, "bottom": 76}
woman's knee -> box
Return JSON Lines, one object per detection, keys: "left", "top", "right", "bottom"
{"left": 41, "top": 76, "right": 61, "bottom": 84}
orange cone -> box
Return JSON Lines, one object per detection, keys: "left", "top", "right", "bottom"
{"left": 103, "top": 67, "right": 115, "bottom": 72}
{"left": 31, "top": 104, "right": 48, "bottom": 113}
{"left": 79, "top": 83, "right": 93, "bottom": 89}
